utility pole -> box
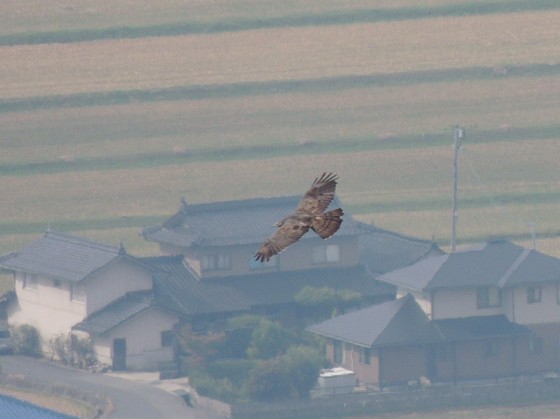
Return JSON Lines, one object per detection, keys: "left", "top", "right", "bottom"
{"left": 450, "top": 126, "right": 465, "bottom": 252}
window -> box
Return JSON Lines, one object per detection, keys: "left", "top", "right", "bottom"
{"left": 23, "top": 273, "right": 38, "bottom": 291}
{"left": 477, "top": 286, "right": 501, "bottom": 308}
{"left": 333, "top": 341, "right": 344, "bottom": 364}
{"left": 161, "top": 330, "right": 174, "bottom": 348}
{"left": 485, "top": 341, "right": 499, "bottom": 357}
{"left": 312, "top": 244, "right": 340, "bottom": 264}
{"left": 70, "top": 283, "right": 86, "bottom": 302}
{"left": 529, "top": 337, "right": 543, "bottom": 355}
{"left": 527, "top": 286, "right": 542, "bottom": 304}
{"left": 201, "top": 253, "right": 231, "bottom": 271}
{"left": 359, "top": 347, "right": 371, "bottom": 365}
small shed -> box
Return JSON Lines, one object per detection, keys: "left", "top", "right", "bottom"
{"left": 316, "top": 367, "right": 356, "bottom": 396}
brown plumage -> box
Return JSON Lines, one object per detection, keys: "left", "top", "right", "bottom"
{"left": 254, "top": 172, "right": 344, "bottom": 262}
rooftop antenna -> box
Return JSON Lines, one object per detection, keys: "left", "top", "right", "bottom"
{"left": 450, "top": 125, "right": 465, "bottom": 252}
{"left": 528, "top": 221, "right": 536, "bottom": 249}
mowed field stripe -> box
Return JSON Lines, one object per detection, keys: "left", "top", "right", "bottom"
{"left": 2, "top": 124, "right": 560, "bottom": 177}
{"left": 0, "top": 0, "right": 558, "bottom": 46}
{"left": 2, "top": 63, "right": 559, "bottom": 113}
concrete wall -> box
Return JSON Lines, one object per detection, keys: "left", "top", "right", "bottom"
{"left": 232, "top": 379, "right": 560, "bottom": 419}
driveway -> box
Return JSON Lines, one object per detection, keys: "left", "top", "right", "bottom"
{"left": 0, "top": 355, "right": 218, "bottom": 419}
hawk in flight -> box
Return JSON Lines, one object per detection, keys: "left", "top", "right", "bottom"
{"left": 254, "top": 172, "right": 344, "bottom": 262}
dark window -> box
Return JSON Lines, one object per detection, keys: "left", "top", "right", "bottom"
{"left": 527, "top": 286, "right": 542, "bottom": 304}
{"left": 161, "top": 330, "right": 174, "bottom": 348}
{"left": 333, "top": 341, "right": 344, "bottom": 364}
{"left": 477, "top": 286, "right": 501, "bottom": 308}
{"left": 359, "top": 347, "right": 371, "bottom": 365}
{"left": 201, "top": 254, "right": 231, "bottom": 271}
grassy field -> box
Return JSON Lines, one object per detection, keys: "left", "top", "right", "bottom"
{"left": 1, "top": 0, "right": 560, "bottom": 263}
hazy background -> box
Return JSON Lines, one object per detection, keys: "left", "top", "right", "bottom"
{"left": 1, "top": 0, "right": 559, "bottom": 263}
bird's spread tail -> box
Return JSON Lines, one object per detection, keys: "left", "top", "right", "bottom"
{"left": 312, "top": 208, "right": 343, "bottom": 239}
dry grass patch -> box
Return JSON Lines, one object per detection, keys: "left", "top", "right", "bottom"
{"left": 0, "top": 0, "right": 498, "bottom": 36}
{"left": 2, "top": 11, "right": 559, "bottom": 99}
{"left": 2, "top": 73, "right": 559, "bottom": 166}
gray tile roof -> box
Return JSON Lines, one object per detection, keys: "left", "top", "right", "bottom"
{"left": 433, "top": 315, "right": 531, "bottom": 341}
{"left": 307, "top": 294, "right": 443, "bottom": 348}
{"left": 359, "top": 226, "right": 443, "bottom": 274}
{"left": 142, "top": 195, "right": 365, "bottom": 248}
{"left": 143, "top": 257, "right": 394, "bottom": 317}
{"left": 147, "top": 256, "right": 253, "bottom": 316}
{"left": 0, "top": 231, "right": 134, "bottom": 282}
{"left": 73, "top": 291, "right": 153, "bottom": 336}
{"left": 379, "top": 240, "right": 560, "bottom": 291}
{"left": 213, "top": 265, "right": 396, "bottom": 307}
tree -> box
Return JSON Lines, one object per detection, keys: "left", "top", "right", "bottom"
{"left": 247, "top": 318, "right": 294, "bottom": 360}
{"left": 281, "top": 345, "right": 324, "bottom": 399}
{"left": 295, "top": 286, "right": 363, "bottom": 319}
{"left": 246, "top": 358, "right": 292, "bottom": 402}
{"left": 10, "top": 324, "right": 40, "bottom": 356}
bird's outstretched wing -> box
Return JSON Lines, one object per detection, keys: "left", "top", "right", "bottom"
{"left": 295, "top": 172, "right": 338, "bottom": 215}
{"left": 311, "top": 208, "right": 344, "bottom": 239}
{"left": 254, "top": 217, "right": 310, "bottom": 262}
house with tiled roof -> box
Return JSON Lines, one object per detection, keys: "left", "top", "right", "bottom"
{"left": 0, "top": 194, "right": 437, "bottom": 372}
{"left": 142, "top": 196, "right": 437, "bottom": 278}
{"left": 141, "top": 195, "right": 442, "bottom": 325}
{"left": 307, "top": 294, "right": 533, "bottom": 388}
{"left": 0, "top": 231, "right": 179, "bottom": 371}
{"left": 310, "top": 240, "right": 560, "bottom": 387}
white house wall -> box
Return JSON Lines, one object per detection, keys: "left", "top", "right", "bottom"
{"left": 11, "top": 271, "right": 86, "bottom": 342}
{"left": 94, "top": 308, "right": 178, "bottom": 371}
{"left": 85, "top": 260, "right": 153, "bottom": 315}
{"left": 432, "top": 288, "right": 506, "bottom": 319}
{"left": 510, "top": 283, "right": 560, "bottom": 325}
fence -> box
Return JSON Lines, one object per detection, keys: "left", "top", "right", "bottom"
{"left": 232, "top": 376, "right": 560, "bottom": 418}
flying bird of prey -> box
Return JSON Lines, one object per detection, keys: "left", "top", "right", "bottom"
{"left": 254, "top": 172, "right": 344, "bottom": 262}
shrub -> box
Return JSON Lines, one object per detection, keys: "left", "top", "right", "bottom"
{"left": 246, "top": 359, "right": 292, "bottom": 402}
{"left": 206, "top": 358, "right": 256, "bottom": 385}
{"left": 189, "top": 370, "right": 238, "bottom": 403}
{"left": 48, "top": 334, "right": 71, "bottom": 363}
{"left": 281, "top": 345, "right": 325, "bottom": 399}
{"left": 10, "top": 324, "right": 40, "bottom": 356}
{"left": 247, "top": 319, "right": 294, "bottom": 360}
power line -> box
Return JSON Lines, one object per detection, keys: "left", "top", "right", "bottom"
{"left": 460, "top": 147, "right": 536, "bottom": 248}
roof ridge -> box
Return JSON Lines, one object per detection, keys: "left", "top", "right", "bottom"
{"left": 45, "top": 231, "right": 120, "bottom": 253}
{"left": 497, "top": 248, "right": 531, "bottom": 288}
{"left": 184, "top": 195, "right": 301, "bottom": 213}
